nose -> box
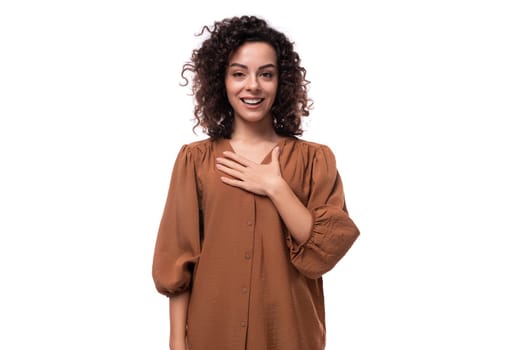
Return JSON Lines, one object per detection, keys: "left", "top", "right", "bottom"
{"left": 246, "top": 74, "right": 260, "bottom": 91}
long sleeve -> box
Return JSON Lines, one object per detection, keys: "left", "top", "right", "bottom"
{"left": 286, "top": 145, "right": 360, "bottom": 279}
{"left": 152, "top": 145, "right": 202, "bottom": 297}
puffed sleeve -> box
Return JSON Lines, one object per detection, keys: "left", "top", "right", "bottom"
{"left": 286, "top": 145, "right": 360, "bottom": 279}
{"left": 152, "top": 145, "right": 202, "bottom": 297}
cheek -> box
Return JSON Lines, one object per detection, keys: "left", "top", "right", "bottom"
{"left": 268, "top": 83, "right": 278, "bottom": 100}
{"left": 225, "top": 80, "right": 242, "bottom": 96}
{"left": 224, "top": 85, "right": 236, "bottom": 103}
{"left": 226, "top": 92, "right": 237, "bottom": 107}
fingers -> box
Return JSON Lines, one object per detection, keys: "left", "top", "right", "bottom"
{"left": 220, "top": 176, "right": 245, "bottom": 189}
{"left": 220, "top": 175, "right": 264, "bottom": 196}
{"left": 216, "top": 156, "right": 245, "bottom": 172}
{"left": 216, "top": 163, "right": 243, "bottom": 179}
{"left": 221, "top": 151, "right": 252, "bottom": 166}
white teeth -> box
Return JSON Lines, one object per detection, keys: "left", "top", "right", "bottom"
{"left": 241, "top": 98, "right": 263, "bottom": 105}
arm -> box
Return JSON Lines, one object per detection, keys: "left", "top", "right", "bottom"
{"left": 152, "top": 145, "right": 202, "bottom": 295}
{"left": 152, "top": 145, "right": 201, "bottom": 348}
{"left": 169, "top": 292, "right": 189, "bottom": 350}
{"left": 265, "top": 175, "right": 312, "bottom": 245}
{"left": 286, "top": 145, "right": 360, "bottom": 278}
{"left": 217, "top": 145, "right": 359, "bottom": 279}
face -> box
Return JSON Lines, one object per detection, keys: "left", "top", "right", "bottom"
{"left": 225, "top": 41, "right": 278, "bottom": 126}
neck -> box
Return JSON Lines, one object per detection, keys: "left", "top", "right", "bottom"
{"left": 230, "top": 117, "right": 279, "bottom": 143}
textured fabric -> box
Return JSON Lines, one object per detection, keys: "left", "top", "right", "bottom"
{"left": 152, "top": 137, "right": 359, "bottom": 350}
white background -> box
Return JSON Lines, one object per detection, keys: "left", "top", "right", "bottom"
{"left": 1, "top": 0, "right": 524, "bottom": 349}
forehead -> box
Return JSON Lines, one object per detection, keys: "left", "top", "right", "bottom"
{"left": 228, "top": 42, "right": 277, "bottom": 65}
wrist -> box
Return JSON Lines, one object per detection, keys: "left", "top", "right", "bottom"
{"left": 266, "top": 176, "right": 288, "bottom": 199}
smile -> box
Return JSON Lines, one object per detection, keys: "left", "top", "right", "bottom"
{"left": 241, "top": 98, "right": 264, "bottom": 105}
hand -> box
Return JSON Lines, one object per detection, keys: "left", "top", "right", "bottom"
{"left": 216, "top": 147, "right": 283, "bottom": 196}
{"left": 169, "top": 339, "right": 188, "bottom": 350}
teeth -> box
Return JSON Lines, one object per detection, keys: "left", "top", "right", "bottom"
{"left": 242, "top": 98, "right": 263, "bottom": 105}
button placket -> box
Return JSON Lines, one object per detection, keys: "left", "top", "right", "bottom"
{"left": 238, "top": 195, "right": 256, "bottom": 341}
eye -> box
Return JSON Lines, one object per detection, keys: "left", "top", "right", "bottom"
{"left": 260, "top": 72, "right": 274, "bottom": 78}
{"left": 231, "top": 71, "right": 245, "bottom": 78}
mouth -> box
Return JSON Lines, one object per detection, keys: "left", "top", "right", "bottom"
{"left": 241, "top": 98, "right": 264, "bottom": 106}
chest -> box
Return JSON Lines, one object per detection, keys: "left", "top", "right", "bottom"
{"left": 196, "top": 153, "right": 311, "bottom": 210}
{"left": 228, "top": 140, "right": 278, "bottom": 165}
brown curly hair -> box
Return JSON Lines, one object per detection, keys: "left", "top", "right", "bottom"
{"left": 181, "top": 15, "right": 312, "bottom": 139}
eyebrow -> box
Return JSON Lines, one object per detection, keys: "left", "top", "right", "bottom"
{"left": 228, "top": 63, "right": 277, "bottom": 70}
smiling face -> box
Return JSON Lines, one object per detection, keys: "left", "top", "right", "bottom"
{"left": 225, "top": 41, "right": 278, "bottom": 128}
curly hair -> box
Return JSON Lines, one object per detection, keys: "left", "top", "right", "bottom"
{"left": 181, "top": 16, "right": 312, "bottom": 139}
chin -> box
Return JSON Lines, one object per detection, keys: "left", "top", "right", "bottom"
{"left": 236, "top": 111, "right": 272, "bottom": 124}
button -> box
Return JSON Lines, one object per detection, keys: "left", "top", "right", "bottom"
{"left": 244, "top": 252, "right": 252, "bottom": 259}
{"left": 242, "top": 287, "right": 248, "bottom": 294}
{"left": 240, "top": 321, "right": 247, "bottom": 327}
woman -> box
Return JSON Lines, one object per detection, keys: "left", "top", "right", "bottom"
{"left": 152, "top": 15, "right": 360, "bottom": 350}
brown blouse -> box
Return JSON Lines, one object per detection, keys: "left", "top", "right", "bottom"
{"left": 152, "top": 137, "right": 359, "bottom": 350}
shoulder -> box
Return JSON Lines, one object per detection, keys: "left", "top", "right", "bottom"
{"left": 179, "top": 138, "right": 215, "bottom": 157}
{"left": 293, "top": 138, "right": 332, "bottom": 151}
{"left": 288, "top": 138, "right": 337, "bottom": 162}
{"left": 183, "top": 137, "right": 213, "bottom": 151}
